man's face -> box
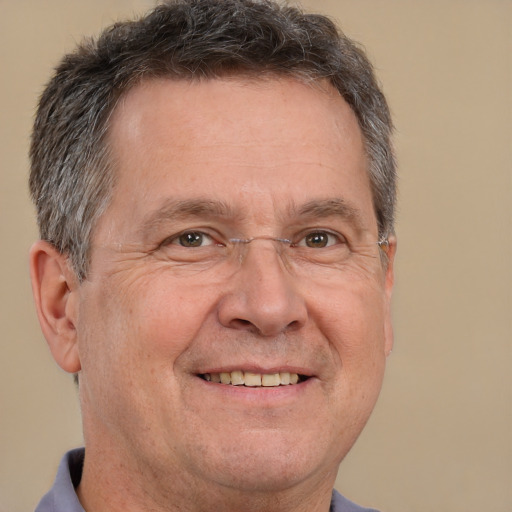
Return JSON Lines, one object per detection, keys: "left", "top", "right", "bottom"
{"left": 75, "top": 77, "right": 395, "bottom": 494}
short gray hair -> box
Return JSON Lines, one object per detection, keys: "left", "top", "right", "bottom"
{"left": 30, "top": 0, "right": 396, "bottom": 280}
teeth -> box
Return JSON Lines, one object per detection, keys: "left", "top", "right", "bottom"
{"left": 230, "top": 370, "right": 245, "bottom": 385}
{"left": 279, "top": 372, "right": 290, "bottom": 385}
{"left": 262, "top": 373, "right": 281, "bottom": 387}
{"left": 244, "top": 372, "right": 262, "bottom": 387}
{"left": 202, "top": 371, "right": 302, "bottom": 387}
{"left": 220, "top": 372, "right": 231, "bottom": 384}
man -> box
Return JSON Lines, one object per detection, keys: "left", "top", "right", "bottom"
{"left": 29, "top": 1, "right": 396, "bottom": 511}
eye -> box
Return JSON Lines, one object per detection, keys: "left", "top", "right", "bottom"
{"left": 169, "top": 231, "right": 215, "bottom": 248}
{"left": 297, "top": 231, "right": 342, "bottom": 249}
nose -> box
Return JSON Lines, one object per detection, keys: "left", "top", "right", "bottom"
{"left": 217, "top": 240, "right": 308, "bottom": 337}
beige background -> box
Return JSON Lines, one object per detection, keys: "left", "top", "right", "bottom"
{"left": 1, "top": 1, "right": 510, "bottom": 511}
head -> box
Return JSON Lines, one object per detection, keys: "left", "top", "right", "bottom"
{"left": 29, "top": 1, "right": 397, "bottom": 509}
{"left": 30, "top": 0, "right": 395, "bottom": 281}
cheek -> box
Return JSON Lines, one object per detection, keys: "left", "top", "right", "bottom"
{"left": 89, "top": 274, "right": 224, "bottom": 388}
{"left": 76, "top": 276, "right": 207, "bottom": 428}
{"left": 311, "top": 285, "right": 388, "bottom": 401}
{"left": 313, "top": 283, "right": 387, "bottom": 351}
{"left": 132, "top": 278, "right": 217, "bottom": 358}
{"left": 78, "top": 265, "right": 223, "bottom": 394}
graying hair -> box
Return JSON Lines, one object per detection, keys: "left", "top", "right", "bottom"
{"left": 30, "top": 0, "right": 396, "bottom": 280}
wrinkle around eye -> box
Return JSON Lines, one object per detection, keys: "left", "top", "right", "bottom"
{"left": 84, "top": 244, "right": 154, "bottom": 281}
{"left": 87, "top": 247, "right": 224, "bottom": 293}
{"left": 86, "top": 239, "right": 183, "bottom": 278}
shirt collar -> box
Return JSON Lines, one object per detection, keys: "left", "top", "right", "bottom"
{"left": 35, "top": 448, "right": 85, "bottom": 512}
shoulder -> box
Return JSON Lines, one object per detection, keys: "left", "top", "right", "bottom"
{"left": 331, "top": 489, "right": 381, "bottom": 512}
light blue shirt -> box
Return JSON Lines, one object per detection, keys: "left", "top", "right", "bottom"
{"left": 35, "top": 449, "right": 380, "bottom": 512}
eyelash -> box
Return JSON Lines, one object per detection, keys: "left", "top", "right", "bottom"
{"left": 165, "top": 231, "right": 218, "bottom": 248}
{"left": 293, "top": 230, "right": 344, "bottom": 248}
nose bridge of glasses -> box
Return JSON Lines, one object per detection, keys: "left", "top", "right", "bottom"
{"left": 228, "top": 236, "right": 292, "bottom": 262}
{"left": 229, "top": 236, "right": 292, "bottom": 246}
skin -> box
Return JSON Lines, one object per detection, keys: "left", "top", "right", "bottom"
{"left": 30, "top": 77, "right": 396, "bottom": 512}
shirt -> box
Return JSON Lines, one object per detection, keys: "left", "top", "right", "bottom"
{"left": 35, "top": 448, "right": 380, "bottom": 512}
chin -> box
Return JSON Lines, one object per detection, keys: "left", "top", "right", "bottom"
{"left": 189, "top": 429, "right": 340, "bottom": 494}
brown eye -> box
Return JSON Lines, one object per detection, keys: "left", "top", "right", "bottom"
{"left": 178, "top": 232, "right": 206, "bottom": 247}
{"left": 304, "top": 232, "right": 331, "bottom": 248}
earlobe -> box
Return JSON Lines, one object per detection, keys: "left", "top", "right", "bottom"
{"left": 29, "top": 241, "right": 81, "bottom": 373}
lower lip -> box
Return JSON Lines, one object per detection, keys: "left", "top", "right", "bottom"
{"left": 194, "top": 375, "right": 315, "bottom": 405}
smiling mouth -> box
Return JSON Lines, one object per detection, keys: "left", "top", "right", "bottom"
{"left": 199, "top": 371, "right": 308, "bottom": 387}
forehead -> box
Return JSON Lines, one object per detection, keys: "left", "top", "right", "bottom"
{"left": 101, "top": 76, "right": 375, "bottom": 239}
{"left": 108, "top": 75, "right": 365, "bottom": 162}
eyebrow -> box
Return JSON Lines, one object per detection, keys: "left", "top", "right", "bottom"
{"left": 138, "top": 198, "right": 240, "bottom": 238}
{"left": 291, "top": 198, "right": 365, "bottom": 228}
{"left": 138, "top": 196, "right": 367, "bottom": 240}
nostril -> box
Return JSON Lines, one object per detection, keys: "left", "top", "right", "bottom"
{"left": 228, "top": 317, "right": 302, "bottom": 337}
{"left": 229, "top": 318, "right": 256, "bottom": 331}
{"left": 286, "top": 320, "right": 302, "bottom": 332}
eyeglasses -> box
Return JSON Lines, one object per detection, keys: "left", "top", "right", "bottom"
{"left": 156, "top": 230, "right": 389, "bottom": 279}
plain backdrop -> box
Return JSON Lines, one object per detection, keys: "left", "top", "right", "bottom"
{"left": 0, "top": 1, "right": 510, "bottom": 511}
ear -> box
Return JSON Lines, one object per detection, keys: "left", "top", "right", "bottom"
{"left": 29, "top": 241, "right": 81, "bottom": 373}
{"left": 383, "top": 235, "right": 397, "bottom": 356}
